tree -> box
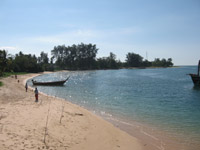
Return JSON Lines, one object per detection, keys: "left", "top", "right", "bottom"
{"left": 125, "top": 52, "right": 143, "bottom": 67}
{"left": 96, "top": 52, "right": 121, "bottom": 69}
{"left": 13, "top": 52, "right": 42, "bottom": 72}
{"left": 51, "top": 45, "right": 66, "bottom": 69}
{"left": 5, "top": 55, "right": 14, "bottom": 72}
{"left": 166, "top": 58, "right": 173, "bottom": 67}
{"left": 108, "top": 52, "right": 118, "bottom": 69}
{"left": 38, "top": 51, "right": 51, "bottom": 71}
{"left": 0, "top": 50, "right": 8, "bottom": 76}
{"left": 142, "top": 59, "right": 152, "bottom": 67}
{"left": 152, "top": 58, "right": 173, "bottom": 67}
{"left": 38, "top": 51, "right": 49, "bottom": 64}
{"left": 152, "top": 58, "right": 162, "bottom": 67}
{"left": 51, "top": 43, "right": 98, "bottom": 70}
{"left": 97, "top": 57, "right": 109, "bottom": 69}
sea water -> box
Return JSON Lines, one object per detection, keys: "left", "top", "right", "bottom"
{"left": 28, "top": 66, "right": 200, "bottom": 149}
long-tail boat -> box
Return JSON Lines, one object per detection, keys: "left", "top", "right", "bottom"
{"left": 32, "top": 76, "right": 70, "bottom": 86}
{"left": 189, "top": 60, "right": 200, "bottom": 86}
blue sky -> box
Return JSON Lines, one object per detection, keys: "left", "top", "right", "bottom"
{"left": 0, "top": 0, "right": 200, "bottom": 65}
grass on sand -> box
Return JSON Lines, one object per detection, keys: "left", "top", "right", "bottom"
{"left": 2, "top": 72, "right": 27, "bottom": 78}
{"left": 0, "top": 72, "right": 27, "bottom": 87}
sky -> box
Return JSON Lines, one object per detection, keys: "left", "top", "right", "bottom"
{"left": 0, "top": 0, "right": 200, "bottom": 65}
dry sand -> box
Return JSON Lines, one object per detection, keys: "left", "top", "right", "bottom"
{"left": 0, "top": 73, "right": 145, "bottom": 150}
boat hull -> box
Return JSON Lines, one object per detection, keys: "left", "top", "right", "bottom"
{"left": 32, "top": 77, "right": 69, "bottom": 86}
{"left": 189, "top": 74, "right": 200, "bottom": 86}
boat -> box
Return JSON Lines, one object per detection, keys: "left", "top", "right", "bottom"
{"left": 32, "top": 76, "right": 70, "bottom": 86}
{"left": 189, "top": 60, "right": 200, "bottom": 86}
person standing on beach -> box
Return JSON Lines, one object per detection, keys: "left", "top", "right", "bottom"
{"left": 34, "top": 87, "right": 39, "bottom": 102}
{"left": 25, "top": 82, "right": 28, "bottom": 92}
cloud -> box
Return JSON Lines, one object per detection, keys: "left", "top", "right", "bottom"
{"left": 27, "top": 27, "right": 141, "bottom": 45}
{"left": 0, "top": 46, "right": 21, "bottom": 55}
{"left": 0, "top": 46, "right": 17, "bottom": 51}
{"left": 29, "top": 29, "right": 100, "bottom": 45}
{"left": 33, "top": 36, "right": 62, "bottom": 44}
{"left": 7, "top": 26, "right": 142, "bottom": 57}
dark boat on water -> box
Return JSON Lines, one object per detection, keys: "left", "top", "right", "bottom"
{"left": 32, "top": 76, "right": 70, "bottom": 86}
{"left": 189, "top": 60, "right": 200, "bottom": 86}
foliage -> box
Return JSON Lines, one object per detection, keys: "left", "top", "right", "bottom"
{"left": 0, "top": 81, "right": 3, "bottom": 87}
{"left": 152, "top": 58, "right": 173, "bottom": 67}
{"left": 125, "top": 52, "right": 173, "bottom": 68}
{"left": 2, "top": 72, "right": 27, "bottom": 78}
{"left": 0, "top": 72, "right": 27, "bottom": 87}
{"left": 0, "top": 44, "right": 174, "bottom": 76}
{"left": 0, "top": 50, "right": 8, "bottom": 76}
{"left": 142, "top": 59, "right": 152, "bottom": 67}
{"left": 51, "top": 43, "right": 98, "bottom": 70}
{"left": 13, "top": 51, "right": 43, "bottom": 73}
{"left": 97, "top": 52, "right": 121, "bottom": 69}
{"left": 125, "top": 52, "right": 144, "bottom": 67}
{"left": 38, "top": 51, "right": 54, "bottom": 71}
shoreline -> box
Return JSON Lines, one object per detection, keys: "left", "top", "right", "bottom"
{"left": 28, "top": 71, "right": 199, "bottom": 150}
{"left": 0, "top": 73, "right": 145, "bottom": 150}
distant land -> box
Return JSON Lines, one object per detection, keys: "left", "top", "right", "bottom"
{"left": 0, "top": 43, "right": 173, "bottom": 76}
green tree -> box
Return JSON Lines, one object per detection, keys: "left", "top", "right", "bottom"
{"left": 6, "top": 55, "right": 14, "bottom": 72}
{"left": 0, "top": 50, "right": 8, "bottom": 76}
{"left": 38, "top": 51, "right": 51, "bottom": 71}
{"left": 97, "top": 57, "right": 110, "bottom": 69}
{"left": 51, "top": 43, "right": 98, "bottom": 70}
{"left": 125, "top": 52, "right": 143, "bottom": 67}
{"left": 152, "top": 58, "right": 173, "bottom": 67}
{"left": 97, "top": 52, "right": 121, "bottom": 69}
{"left": 38, "top": 51, "right": 49, "bottom": 64}
{"left": 13, "top": 52, "right": 42, "bottom": 72}
{"left": 142, "top": 59, "right": 152, "bottom": 67}
{"left": 152, "top": 58, "right": 161, "bottom": 67}
{"left": 166, "top": 58, "right": 173, "bottom": 67}
{"left": 108, "top": 52, "right": 119, "bottom": 69}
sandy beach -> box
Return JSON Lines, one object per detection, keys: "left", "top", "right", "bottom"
{"left": 0, "top": 73, "right": 145, "bottom": 150}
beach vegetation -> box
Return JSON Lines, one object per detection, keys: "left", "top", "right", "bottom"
{"left": 0, "top": 44, "right": 174, "bottom": 75}
{"left": 124, "top": 52, "right": 173, "bottom": 68}
{"left": 0, "top": 81, "right": 3, "bottom": 86}
{"left": 2, "top": 72, "right": 27, "bottom": 78}
{"left": 51, "top": 43, "right": 98, "bottom": 70}
{"left": 125, "top": 52, "right": 143, "bottom": 67}
{"left": 13, "top": 51, "right": 43, "bottom": 73}
{"left": 0, "top": 50, "right": 8, "bottom": 76}
{"left": 38, "top": 51, "right": 54, "bottom": 71}
{"left": 152, "top": 58, "right": 173, "bottom": 67}
{"left": 97, "top": 52, "right": 122, "bottom": 69}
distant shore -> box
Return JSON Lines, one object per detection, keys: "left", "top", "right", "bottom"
{"left": 122, "top": 66, "right": 179, "bottom": 69}
{"left": 0, "top": 73, "right": 145, "bottom": 150}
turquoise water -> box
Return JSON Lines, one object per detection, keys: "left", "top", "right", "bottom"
{"left": 28, "top": 66, "right": 200, "bottom": 148}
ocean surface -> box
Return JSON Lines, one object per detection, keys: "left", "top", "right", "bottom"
{"left": 28, "top": 66, "right": 200, "bottom": 149}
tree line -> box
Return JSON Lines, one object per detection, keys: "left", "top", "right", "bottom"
{"left": 0, "top": 43, "right": 173, "bottom": 76}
